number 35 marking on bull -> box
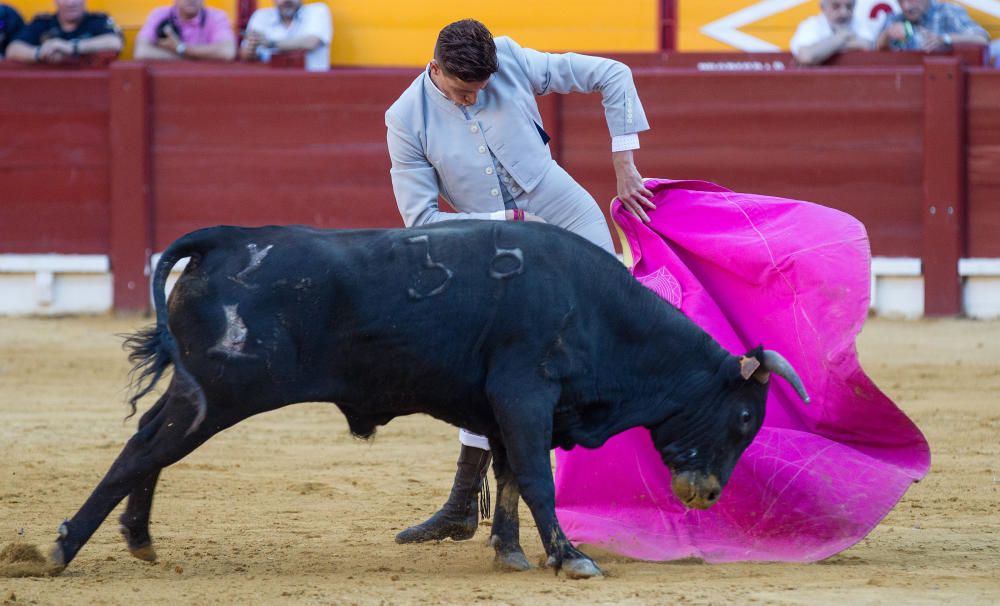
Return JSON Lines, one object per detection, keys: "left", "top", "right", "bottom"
{"left": 405, "top": 231, "right": 525, "bottom": 299}
{"left": 406, "top": 235, "right": 454, "bottom": 299}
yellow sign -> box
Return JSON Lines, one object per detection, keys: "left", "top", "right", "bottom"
{"left": 325, "top": 0, "right": 658, "bottom": 66}
{"left": 678, "top": 0, "right": 1000, "bottom": 51}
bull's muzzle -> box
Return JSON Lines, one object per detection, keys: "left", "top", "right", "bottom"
{"left": 671, "top": 470, "right": 722, "bottom": 509}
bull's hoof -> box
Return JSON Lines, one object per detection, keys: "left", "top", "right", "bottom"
{"left": 493, "top": 549, "right": 531, "bottom": 572}
{"left": 46, "top": 543, "right": 67, "bottom": 576}
{"left": 119, "top": 523, "right": 157, "bottom": 561}
{"left": 546, "top": 555, "right": 603, "bottom": 579}
{"left": 128, "top": 544, "right": 158, "bottom": 562}
{"left": 561, "top": 558, "right": 603, "bottom": 579}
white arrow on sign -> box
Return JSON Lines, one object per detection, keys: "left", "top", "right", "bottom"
{"left": 701, "top": 0, "right": 809, "bottom": 52}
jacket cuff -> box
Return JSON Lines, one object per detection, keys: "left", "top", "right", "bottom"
{"left": 611, "top": 133, "right": 640, "bottom": 152}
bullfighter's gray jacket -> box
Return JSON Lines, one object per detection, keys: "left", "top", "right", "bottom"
{"left": 385, "top": 36, "right": 650, "bottom": 227}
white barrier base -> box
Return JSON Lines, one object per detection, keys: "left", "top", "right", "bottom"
{"left": 871, "top": 257, "right": 923, "bottom": 318}
{"left": 0, "top": 255, "right": 112, "bottom": 316}
{"left": 960, "top": 259, "right": 1000, "bottom": 320}
{"left": 1, "top": 254, "right": 999, "bottom": 319}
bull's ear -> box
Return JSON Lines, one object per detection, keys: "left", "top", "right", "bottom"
{"left": 738, "top": 356, "right": 761, "bottom": 380}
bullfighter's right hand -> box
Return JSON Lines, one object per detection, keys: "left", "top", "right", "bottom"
{"left": 505, "top": 210, "right": 546, "bottom": 223}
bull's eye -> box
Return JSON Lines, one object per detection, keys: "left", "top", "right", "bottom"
{"left": 740, "top": 409, "right": 752, "bottom": 424}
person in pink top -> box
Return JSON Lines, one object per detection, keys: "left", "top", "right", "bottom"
{"left": 134, "top": 0, "right": 235, "bottom": 61}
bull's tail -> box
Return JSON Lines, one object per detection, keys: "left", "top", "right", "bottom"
{"left": 123, "top": 228, "right": 222, "bottom": 435}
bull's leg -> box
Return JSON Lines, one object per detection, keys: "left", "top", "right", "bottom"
{"left": 487, "top": 442, "right": 530, "bottom": 572}
{"left": 117, "top": 394, "right": 169, "bottom": 562}
{"left": 49, "top": 392, "right": 231, "bottom": 572}
{"left": 489, "top": 384, "right": 602, "bottom": 579}
{"left": 117, "top": 472, "right": 161, "bottom": 561}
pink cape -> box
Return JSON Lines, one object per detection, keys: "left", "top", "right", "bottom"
{"left": 553, "top": 179, "right": 930, "bottom": 562}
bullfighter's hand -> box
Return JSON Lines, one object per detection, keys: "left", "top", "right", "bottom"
{"left": 613, "top": 150, "right": 655, "bottom": 223}
{"left": 504, "top": 210, "right": 546, "bottom": 223}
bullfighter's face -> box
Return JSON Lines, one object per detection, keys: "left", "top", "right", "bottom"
{"left": 648, "top": 352, "right": 770, "bottom": 509}
{"left": 429, "top": 60, "right": 489, "bottom": 106}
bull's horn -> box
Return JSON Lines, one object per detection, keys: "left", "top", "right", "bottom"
{"left": 761, "top": 350, "right": 811, "bottom": 404}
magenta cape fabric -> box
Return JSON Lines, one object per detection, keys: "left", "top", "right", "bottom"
{"left": 553, "top": 179, "right": 930, "bottom": 562}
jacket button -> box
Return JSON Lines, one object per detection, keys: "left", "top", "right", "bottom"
{"left": 490, "top": 188, "right": 499, "bottom": 197}
{"left": 470, "top": 125, "right": 479, "bottom": 133}
{"left": 485, "top": 167, "right": 494, "bottom": 175}
{"left": 478, "top": 145, "right": 486, "bottom": 153}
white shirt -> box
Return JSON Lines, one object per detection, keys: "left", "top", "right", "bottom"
{"left": 246, "top": 3, "right": 333, "bottom": 72}
{"left": 790, "top": 16, "right": 842, "bottom": 55}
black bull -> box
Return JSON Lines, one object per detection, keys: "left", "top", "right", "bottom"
{"left": 48, "top": 221, "right": 808, "bottom": 579}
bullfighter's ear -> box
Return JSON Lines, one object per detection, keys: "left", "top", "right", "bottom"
{"left": 738, "top": 356, "right": 761, "bottom": 380}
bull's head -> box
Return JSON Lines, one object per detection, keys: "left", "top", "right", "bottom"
{"left": 648, "top": 347, "right": 809, "bottom": 510}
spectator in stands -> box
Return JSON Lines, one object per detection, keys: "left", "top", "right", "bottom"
{"left": 5, "top": 0, "right": 122, "bottom": 64}
{"left": 240, "top": 0, "right": 332, "bottom": 72}
{"left": 0, "top": 4, "right": 24, "bottom": 59}
{"left": 791, "top": 0, "right": 874, "bottom": 65}
{"left": 876, "top": 0, "right": 989, "bottom": 51}
{"left": 135, "top": 0, "right": 236, "bottom": 62}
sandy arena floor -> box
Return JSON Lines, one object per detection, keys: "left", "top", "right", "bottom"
{"left": 0, "top": 315, "right": 997, "bottom": 605}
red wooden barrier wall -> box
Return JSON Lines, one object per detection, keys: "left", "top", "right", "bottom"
{"left": 145, "top": 65, "right": 415, "bottom": 249}
{"left": 0, "top": 59, "right": 995, "bottom": 314}
{"left": 0, "top": 71, "right": 110, "bottom": 253}
{"left": 967, "top": 69, "right": 1000, "bottom": 259}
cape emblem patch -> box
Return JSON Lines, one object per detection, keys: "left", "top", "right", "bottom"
{"left": 637, "top": 267, "right": 682, "bottom": 308}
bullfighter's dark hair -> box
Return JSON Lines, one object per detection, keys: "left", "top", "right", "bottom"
{"left": 434, "top": 19, "right": 498, "bottom": 82}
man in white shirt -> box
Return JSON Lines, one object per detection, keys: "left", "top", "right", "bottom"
{"left": 791, "top": 0, "right": 886, "bottom": 64}
{"left": 240, "top": 0, "right": 332, "bottom": 71}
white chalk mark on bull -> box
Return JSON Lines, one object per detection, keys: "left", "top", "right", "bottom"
{"left": 230, "top": 243, "right": 274, "bottom": 288}
{"left": 490, "top": 247, "right": 524, "bottom": 279}
{"left": 489, "top": 226, "right": 524, "bottom": 279}
{"left": 406, "top": 235, "right": 453, "bottom": 299}
{"left": 208, "top": 305, "right": 256, "bottom": 359}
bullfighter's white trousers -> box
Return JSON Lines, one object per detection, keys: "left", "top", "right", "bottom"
{"left": 459, "top": 160, "right": 616, "bottom": 452}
